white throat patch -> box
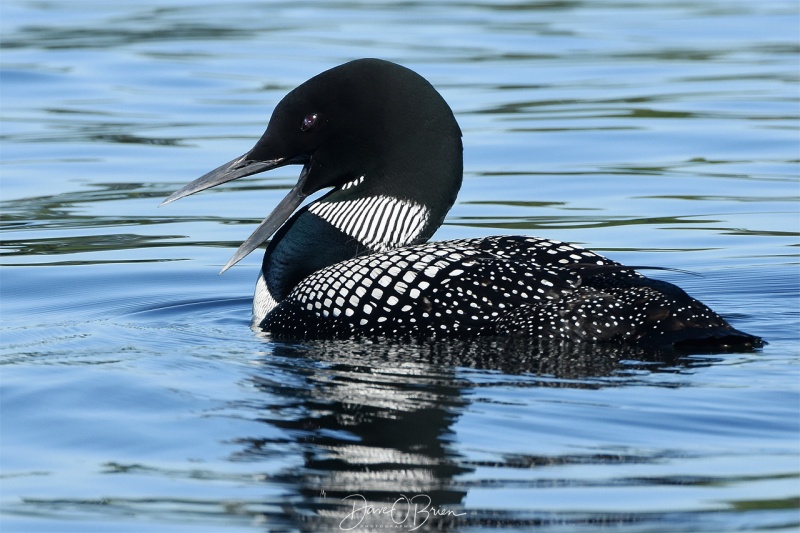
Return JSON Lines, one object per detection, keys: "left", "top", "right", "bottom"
{"left": 308, "top": 195, "right": 430, "bottom": 252}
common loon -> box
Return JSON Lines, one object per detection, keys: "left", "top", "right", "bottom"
{"left": 163, "top": 58, "right": 761, "bottom": 350}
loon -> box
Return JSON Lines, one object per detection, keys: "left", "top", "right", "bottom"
{"left": 163, "top": 58, "right": 761, "bottom": 350}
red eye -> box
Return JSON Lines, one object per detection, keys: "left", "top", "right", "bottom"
{"left": 301, "top": 113, "right": 318, "bottom": 132}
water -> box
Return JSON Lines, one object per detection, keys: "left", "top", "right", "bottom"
{"left": 2, "top": 1, "right": 798, "bottom": 531}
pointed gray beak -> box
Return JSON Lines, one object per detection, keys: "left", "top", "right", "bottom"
{"left": 218, "top": 165, "right": 309, "bottom": 273}
{"left": 161, "top": 153, "right": 310, "bottom": 274}
{"left": 160, "top": 153, "right": 285, "bottom": 206}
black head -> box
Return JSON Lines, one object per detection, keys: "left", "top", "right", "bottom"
{"left": 162, "top": 58, "right": 463, "bottom": 272}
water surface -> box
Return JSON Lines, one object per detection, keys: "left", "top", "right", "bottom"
{"left": 2, "top": 1, "right": 799, "bottom": 531}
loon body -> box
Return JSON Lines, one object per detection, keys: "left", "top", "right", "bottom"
{"left": 163, "top": 59, "right": 761, "bottom": 350}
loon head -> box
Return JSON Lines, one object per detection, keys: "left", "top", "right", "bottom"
{"left": 163, "top": 58, "right": 463, "bottom": 273}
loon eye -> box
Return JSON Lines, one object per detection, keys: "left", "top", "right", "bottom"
{"left": 301, "top": 113, "right": 318, "bottom": 132}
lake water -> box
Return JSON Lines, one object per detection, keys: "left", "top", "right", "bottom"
{"left": 2, "top": 1, "right": 799, "bottom": 531}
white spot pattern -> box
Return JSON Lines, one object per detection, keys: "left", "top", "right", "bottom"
{"left": 340, "top": 175, "right": 365, "bottom": 190}
{"left": 257, "top": 235, "right": 754, "bottom": 348}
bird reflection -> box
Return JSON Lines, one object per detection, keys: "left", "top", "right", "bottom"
{"left": 233, "top": 338, "right": 729, "bottom": 529}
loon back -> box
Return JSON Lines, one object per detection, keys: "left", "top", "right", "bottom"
{"left": 162, "top": 58, "right": 762, "bottom": 351}
{"left": 260, "top": 235, "right": 759, "bottom": 350}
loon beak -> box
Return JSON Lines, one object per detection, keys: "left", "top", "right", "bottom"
{"left": 160, "top": 153, "right": 285, "bottom": 206}
{"left": 218, "top": 165, "right": 309, "bottom": 273}
{"left": 161, "top": 153, "right": 310, "bottom": 274}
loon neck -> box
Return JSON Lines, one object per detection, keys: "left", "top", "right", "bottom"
{"left": 258, "top": 143, "right": 463, "bottom": 314}
{"left": 260, "top": 179, "right": 448, "bottom": 311}
{"left": 307, "top": 176, "right": 435, "bottom": 252}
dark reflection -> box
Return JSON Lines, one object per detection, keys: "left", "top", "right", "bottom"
{"left": 0, "top": 180, "right": 286, "bottom": 226}
{"left": 237, "top": 340, "right": 471, "bottom": 530}
{"left": 0, "top": 181, "right": 288, "bottom": 261}
{"left": 449, "top": 213, "right": 722, "bottom": 233}
{"left": 2, "top": 17, "right": 257, "bottom": 51}
{"left": 237, "top": 337, "right": 722, "bottom": 530}
{"left": 2, "top": 233, "right": 180, "bottom": 257}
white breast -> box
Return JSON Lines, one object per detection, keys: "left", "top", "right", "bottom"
{"left": 253, "top": 272, "right": 278, "bottom": 323}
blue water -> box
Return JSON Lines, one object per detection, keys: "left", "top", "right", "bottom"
{"left": 2, "top": 1, "right": 799, "bottom": 531}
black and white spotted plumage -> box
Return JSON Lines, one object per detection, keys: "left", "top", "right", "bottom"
{"left": 165, "top": 59, "right": 761, "bottom": 351}
{"left": 259, "top": 236, "right": 752, "bottom": 348}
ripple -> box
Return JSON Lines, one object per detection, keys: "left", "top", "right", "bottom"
{"left": 2, "top": 1, "right": 797, "bottom": 532}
